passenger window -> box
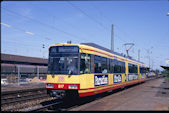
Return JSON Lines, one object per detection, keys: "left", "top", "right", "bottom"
{"left": 94, "top": 55, "right": 102, "bottom": 73}
{"left": 80, "top": 53, "right": 91, "bottom": 74}
{"left": 140, "top": 66, "right": 146, "bottom": 73}
{"left": 101, "top": 57, "right": 108, "bottom": 73}
{"left": 129, "top": 63, "right": 138, "bottom": 73}
{"left": 113, "top": 59, "right": 125, "bottom": 73}
{"left": 109, "top": 59, "right": 114, "bottom": 73}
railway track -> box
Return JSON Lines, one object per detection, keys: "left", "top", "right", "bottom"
{"left": 1, "top": 94, "right": 48, "bottom": 105}
{"left": 26, "top": 100, "right": 63, "bottom": 112}
{"left": 1, "top": 88, "right": 47, "bottom": 105}
{"left": 26, "top": 77, "right": 162, "bottom": 112}
{"left": 2, "top": 76, "right": 162, "bottom": 111}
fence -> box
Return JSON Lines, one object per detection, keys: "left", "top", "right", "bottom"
{"left": 1, "top": 64, "right": 48, "bottom": 85}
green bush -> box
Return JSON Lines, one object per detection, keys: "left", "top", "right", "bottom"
{"left": 162, "top": 69, "right": 169, "bottom": 80}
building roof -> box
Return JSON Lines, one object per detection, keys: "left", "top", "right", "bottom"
{"left": 1, "top": 53, "right": 48, "bottom": 65}
{"left": 161, "top": 65, "right": 169, "bottom": 70}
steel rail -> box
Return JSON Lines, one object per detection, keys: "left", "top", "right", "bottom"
{"left": 1, "top": 93, "right": 48, "bottom": 105}
{"left": 26, "top": 101, "right": 63, "bottom": 112}
{"left": 1, "top": 90, "right": 46, "bottom": 100}
{"left": 1, "top": 87, "right": 46, "bottom": 96}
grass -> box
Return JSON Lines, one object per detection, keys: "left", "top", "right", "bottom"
{"left": 165, "top": 77, "right": 169, "bottom": 81}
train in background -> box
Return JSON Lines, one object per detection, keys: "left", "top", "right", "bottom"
{"left": 46, "top": 43, "right": 148, "bottom": 99}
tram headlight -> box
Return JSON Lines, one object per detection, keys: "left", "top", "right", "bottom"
{"left": 46, "top": 84, "right": 54, "bottom": 88}
{"left": 68, "top": 85, "right": 78, "bottom": 89}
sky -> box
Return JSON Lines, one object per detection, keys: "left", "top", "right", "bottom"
{"left": 1, "top": 0, "right": 169, "bottom": 71}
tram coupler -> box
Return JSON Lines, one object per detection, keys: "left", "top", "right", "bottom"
{"left": 49, "top": 90, "right": 66, "bottom": 99}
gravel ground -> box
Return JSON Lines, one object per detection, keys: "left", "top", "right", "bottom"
{"left": 1, "top": 96, "right": 56, "bottom": 111}
{"left": 1, "top": 82, "right": 55, "bottom": 111}
{"left": 1, "top": 82, "right": 46, "bottom": 92}
{"left": 2, "top": 77, "right": 168, "bottom": 111}
{"left": 69, "top": 78, "right": 169, "bottom": 111}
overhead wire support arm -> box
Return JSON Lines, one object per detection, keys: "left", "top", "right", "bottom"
{"left": 124, "top": 43, "right": 134, "bottom": 58}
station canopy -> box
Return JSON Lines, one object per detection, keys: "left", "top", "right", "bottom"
{"left": 160, "top": 65, "right": 169, "bottom": 71}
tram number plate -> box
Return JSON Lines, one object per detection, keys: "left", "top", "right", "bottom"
{"left": 58, "top": 84, "right": 64, "bottom": 88}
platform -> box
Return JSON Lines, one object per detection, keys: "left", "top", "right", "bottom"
{"left": 69, "top": 78, "right": 169, "bottom": 111}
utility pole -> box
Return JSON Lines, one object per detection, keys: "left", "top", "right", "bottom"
{"left": 146, "top": 49, "right": 151, "bottom": 68}
{"left": 17, "top": 65, "right": 20, "bottom": 86}
{"left": 42, "top": 44, "right": 45, "bottom": 58}
{"left": 138, "top": 49, "right": 140, "bottom": 61}
{"left": 146, "top": 47, "right": 153, "bottom": 69}
{"left": 111, "top": 24, "right": 114, "bottom": 51}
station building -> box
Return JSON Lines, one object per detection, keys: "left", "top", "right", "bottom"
{"left": 1, "top": 53, "right": 48, "bottom": 80}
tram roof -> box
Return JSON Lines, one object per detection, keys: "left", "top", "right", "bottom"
{"left": 80, "top": 43, "right": 144, "bottom": 64}
{"left": 50, "top": 42, "right": 144, "bottom": 65}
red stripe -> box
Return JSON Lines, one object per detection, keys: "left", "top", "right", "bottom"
{"left": 79, "top": 79, "right": 146, "bottom": 97}
{"left": 46, "top": 79, "right": 146, "bottom": 91}
{"left": 46, "top": 79, "right": 146, "bottom": 97}
{"left": 78, "top": 79, "right": 145, "bottom": 91}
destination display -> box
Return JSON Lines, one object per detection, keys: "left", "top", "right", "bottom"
{"left": 58, "top": 46, "right": 79, "bottom": 53}
{"left": 113, "top": 74, "right": 122, "bottom": 83}
{"left": 128, "top": 74, "right": 138, "bottom": 81}
{"left": 50, "top": 46, "right": 79, "bottom": 53}
{"left": 94, "top": 75, "right": 108, "bottom": 86}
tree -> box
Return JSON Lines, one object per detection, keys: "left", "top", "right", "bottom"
{"left": 161, "top": 69, "right": 169, "bottom": 79}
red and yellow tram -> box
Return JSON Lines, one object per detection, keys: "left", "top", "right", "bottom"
{"left": 46, "top": 43, "right": 147, "bottom": 98}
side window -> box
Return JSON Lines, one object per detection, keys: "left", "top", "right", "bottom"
{"left": 114, "top": 59, "right": 121, "bottom": 73}
{"left": 129, "top": 63, "right": 138, "bottom": 73}
{"left": 129, "top": 63, "right": 132, "bottom": 73}
{"left": 140, "top": 66, "right": 142, "bottom": 73}
{"left": 140, "top": 67, "right": 146, "bottom": 73}
{"left": 121, "top": 61, "right": 125, "bottom": 73}
{"left": 128, "top": 63, "right": 131, "bottom": 73}
{"left": 134, "top": 65, "right": 138, "bottom": 73}
{"left": 144, "top": 67, "right": 146, "bottom": 73}
{"left": 113, "top": 59, "right": 117, "bottom": 73}
{"left": 109, "top": 59, "right": 113, "bottom": 73}
{"left": 80, "top": 53, "right": 91, "bottom": 74}
{"left": 101, "top": 57, "right": 108, "bottom": 73}
{"left": 94, "top": 55, "right": 102, "bottom": 73}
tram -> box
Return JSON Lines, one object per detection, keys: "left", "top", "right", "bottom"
{"left": 46, "top": 43, "right": 147, "bottom": 98}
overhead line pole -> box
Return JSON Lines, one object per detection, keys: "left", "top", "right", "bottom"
{"left": 111, "top": 24, "right": 114, "bottom": 51}
{"left": 138, "top": 49, "right": 140, "bottom": 61}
